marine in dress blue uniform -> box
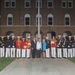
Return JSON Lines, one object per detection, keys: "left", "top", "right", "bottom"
{"left": 45, "top": 37, "right": 50, "bottom": 58}
{"left": 68, "top": 36, "right": 73, "bottom": 58}
{"left": 57, "top": 35, "right": 63, "bottom": 58}
{"left": 72, "top": 36, "right": 75, "bottom": 57}
{"left": 5, "top": 36, "right": 11, "bottom": 58}
{"left": 62, "top": 37, "right": 68, "bottom": 58}
{"left": 0, "top": 37, "right": 5, "bottom": 57}
{"left": 11, "top": 36, "right": 16, "bottom": 57}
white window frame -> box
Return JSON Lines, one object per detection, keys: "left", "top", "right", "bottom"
{"left": 68, "top": 1, "right": 73, "bottom": 8}
{"left": 11, "top": 0, "right": 16, "bottom": 8}
{"left": 64, "top": 14, "right": 71, "bottom": 26}
{"left": 4, "top": 0, "right": 10, "bottom": 8}
{"left": 47, "top": 0, "right": 53, "bottom": 8}
{"left": 62, "top": 1, "right": 67, "bottom": 8}
{"left": 36, "top": 14, "right": 42, "bottom": 26}
{"left": 47, "top": 14, "right": 54, "bottom": 26}
{"left": 24, "top": 0, "right": 31, "bottom": 8}
{"left": 36, "top": 0, "right": 42, "bottom": 8}
{"left": 24, "top": 14, "right": 30, "bottom": 26}
{"left": 7, "top": 14, "right": 13, "bottom": 26}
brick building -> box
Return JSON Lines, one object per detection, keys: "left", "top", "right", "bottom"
{"left": 0, "top": 0, "right": 75, "bottom": 40}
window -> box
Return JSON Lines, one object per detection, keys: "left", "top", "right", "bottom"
{"left": 8, "top": 17, "right": 12, "bottom": 25}
{"left": 24, "top": 0, "right": 30, "bottom": 8}
{"left": 62, "top": 1, "right": 67, "bottom": 8}
{"left": 36, "top": 0, "right": 42, "bottom": 8}
{"left": 11, "top": 0, "right": 16, "bottom": 8}
{"left": 47, "top": 0, "right": 53, "bottom": 8}
{"left": 4, "top": 0, "right": 16, "bottom": 8}
{"left": 26, "top": 33, "right": 30, "bottom": 40}
{"left": 68, "top": 1, "right": 73, "bottom": 8}
{"left": 65, "top": 14, "right": 71, "bottom": 26}
{"left": 7, "top": 14, "right": 13, "bottom": 26}
{"left": 4, "top": 0, "right": 10, "bottom": 8}
{"left": 65, "top": 17, "right": 70, "bottom": 25}
{"left": 36, "top": 14, "right": 42, "bottom": 26}
{"left": 24, "top": 14, "right": 30, "bottom": 26}
{"left": 25, "top": 17, "right": 29, "bottom": 25}
{"left": 48, "top": 18, "right": 52, "bottom": 25}
{"left": 48, "top": 14, "right": 53, "bottom": 25}
{"left": 47, "top": 33, "right": 51, "bottom": 40}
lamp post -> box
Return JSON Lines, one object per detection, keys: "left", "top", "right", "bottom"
{"left": 38, "top": 0, "right": 40, "bottom": 39}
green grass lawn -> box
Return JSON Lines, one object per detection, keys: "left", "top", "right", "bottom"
{"left": 68, "top": 57, "right": 75, "bottom": 63}
{"left": 0, "top": 58, "right": 15, "bottom": 71}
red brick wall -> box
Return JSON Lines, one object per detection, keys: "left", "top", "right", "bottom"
{"left": 0, "top": 0, "right": 75, "bottom": 36}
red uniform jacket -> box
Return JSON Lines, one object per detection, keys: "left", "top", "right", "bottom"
{"left": 27, "top": 41, "right": 31, "bottom": 49}
{"left": 25, "top": 41, "right": 28, "bottom": 48}
{"left": 21, "top": 41, "right": 28, "bottom": 49}
{"left": 51, "top": 39, "right": 56, "bottom": 48}
{"left": 16, "top": 40, "right": 21, "bottom": 49}
{"left": 21, "top": 41, "right": 25, "bottom": 49}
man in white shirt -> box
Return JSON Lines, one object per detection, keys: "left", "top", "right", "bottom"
{"left": 36, "top": 38, "right": 42, "bottom": 58}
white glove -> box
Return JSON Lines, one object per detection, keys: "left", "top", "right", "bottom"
{"left": 62, "top": 45, "right": 64, "bottom": 47}
{"left": 9, "top": 45, "right": 10, "bottom": 47}
{"left": 28, "top": 43, "right": 31, "bottom": 46}
{"left": 24, "top": 46, "right": 26, "bottom": 49}
{"left": 57, "top": 45, "right": 59, "bottom": 47}
{"left": 51, "top": 41, "right": 54, "bottom": 44}
{"left": 13, "top": 46, "right": 14, "bottom": 48}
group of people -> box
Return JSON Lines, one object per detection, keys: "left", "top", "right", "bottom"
{"left": 0, "top": 35, "right": 75, "bottom": 59}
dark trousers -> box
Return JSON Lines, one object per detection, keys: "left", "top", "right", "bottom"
{"left": 32, "top": 49, "right": 36, "bottom": 58}
{"left": 36, "top": 50, "right": 41, "bottom": 58}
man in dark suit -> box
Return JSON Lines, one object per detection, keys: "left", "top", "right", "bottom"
{"left": 31, "top": 37, "right": 36, "bottom": 58}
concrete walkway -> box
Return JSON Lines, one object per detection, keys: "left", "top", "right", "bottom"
{"left": 0, "top": 58, "right": 75, "bottom": 75}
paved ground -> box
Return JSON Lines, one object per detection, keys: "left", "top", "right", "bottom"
{"left": 0, "top": 58, "right": 75, "bottom": 75}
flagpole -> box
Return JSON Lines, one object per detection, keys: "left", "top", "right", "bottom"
{"left": 38, "top": 0, "right": 40, "bottom": 39}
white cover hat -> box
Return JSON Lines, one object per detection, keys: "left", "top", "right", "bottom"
{"left": 7, "top": 36, "right": 10, "bottom": 38}
{"left": 17, "top": 36, "right": 20, "bottom": 38}
{"left": 58, "top": 35, "right": 61, "bottom": 37}
{"left": 1, "top": 36, "right": 4, "bottom": 38}
{"left": 69, "top": 36, "right": 71, "bottom": 38}
{"left": 27, "top": 37, "right": 30, "bottom": 38}
{"left": 22, "top": 38, "right": 25, "bottom": 39}
{"left": 12, "top": 36, "right": 15, "bottom": 38}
